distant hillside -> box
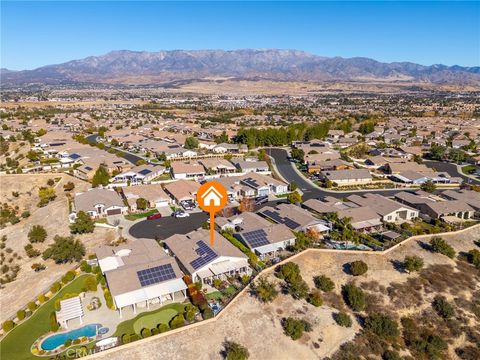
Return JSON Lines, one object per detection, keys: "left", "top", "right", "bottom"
{"left": 3, "top": 49, "right": 480, "bottom": 86}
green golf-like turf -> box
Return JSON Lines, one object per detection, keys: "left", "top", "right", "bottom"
{"left": 0, "top": 274, "right": 95, "bottom": 360}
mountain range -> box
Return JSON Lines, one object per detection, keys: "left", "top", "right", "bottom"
{"left": 2, "top": 49, "right": 479, "bottom": 86}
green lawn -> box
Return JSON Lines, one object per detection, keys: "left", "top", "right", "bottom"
{"left": 206, "top": 291, "right": 224, "bottom": 300}
{"left": 124, "top": 209, "right": 158, "bottom": 221}
{"left": 113, "top": 303, "right": 185, "bottom": 337}
{"left": 0, "top": 274, "right": 95, "bottom": 360}
{"left": 461, "top": 164, "right": 477, "bottom": 175}
{"left": 133, "top": 309, "right": 178, "bottom": 334}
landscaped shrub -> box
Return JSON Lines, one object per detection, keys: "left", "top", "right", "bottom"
{"left": 84, "top": 276, "right": 97, "bottom": 292}
{"left": 38, "top": 294, "right": 47, "bottom": 304}
{"left": 151, "top": 328, "right": 160, "bottom": 335}
{"left": 121, "top": 334, "right": 131, "bottom": 344}
{"left": 275, "top": 262, "right": 301, "bottom": 283}
{"left": 288, "top": 277, "right": 310, "bottom": 299}
{"left": 2, "top": 320, "right": 14, "bottom": 332}
{"left": 64, "top": 339, "right": 72, "bottom": 347}
{"left": 307, "top": 291, "right": 323, "bottom": 307}
{"left": 343, "top": 282, "right": 365, "bottom": 311}
{"left": 432, "top": 296, "right": 454, "bottom": 319}
{"left": 50, "top": 282, "right": 62, "bottom": 294}
{"left": 50, "top": 312, "right": 59, "bottom": 332}
{"left": 73, "top": 339, "right": 81, "bottom": 345}
{"left": 184, "top": 304, "right": 198, "bottom": 322}
{"left": 213, "top": 278, "right": 222, "bottom": 288}
{"left": 334, "top": 312, "right": 352, "bottom": 327}
{"left": 158, "top": 323, "right": 169, "bottom": 333}
{"left": 169, "top": 314, "right": 185, "bottom": 329}
{"left": 430, "top": 237, "right": 456, "bottom": 259}
{"left": 61, "top": 270, "right": 76, "bottom": 284}
{"left": 349, "top": 260, "right": 368, "bottom": 276}
{"left": 202, "top": 307, "right": 214, "bottom": 320}
{"left": 27, "top": 301, "right": 38, "bottom": 312}
{"left": 80, "top": 261, "right": 92, "bottom": 273}
{"left": 314, "top": 274, "right": 335, "bottom": 292}
{"left": 16, "top": 310, "right": 26, "bottom": 321}
{"left": 103, "top": 288, "right": 114, "bottom": 309}
{"left": 140, "top": 328, "right": 151, "bottom": 338}
{"left": 364, "top": 313, "right": 400, "bottom": 339}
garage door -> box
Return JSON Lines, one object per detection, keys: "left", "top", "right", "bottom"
{"left": 155, "top": 200, "right": 169, "bottom": 207}
{"left": 106, "top": 208, "right": 122, "bottom": 216}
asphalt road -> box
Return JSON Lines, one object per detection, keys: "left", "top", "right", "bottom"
{"left": 424, "top": 160, "right": 480, "bottom": 185}
{"left": 129, "top": 212, "right": 209, "bottom": 240}
{"left": 86, "top": 134, "right": 144, "bottom": 165}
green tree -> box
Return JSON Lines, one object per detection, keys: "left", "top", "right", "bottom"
{"left": 448, "top": 148, "right": 466, "bottom": 163}
{"left": 383, "top": 350, "right": 402, "bottom": 360}
{"left": 403, "top": 255, "right": 424, "bottom": 273}
{"left": 314, "top": 275, "right": 335, "bottom": 292}
{"left": 364, "top": 313, "right": 400, "bottom": 339}
{"left": 290, "top": 148, "right": 305, "bottom": 162}
{"left": 84, "top": 276, "right": 98, "bottom": 292}
{"left": 214, "top": 131, "right": 229, "bottom": 144}
{"left": 184, "top": 136, "right": 199, "bottom": 149}
{"left": 430, "top": 237, "right": 456, "bottom": 259}
{"left": 428, "top": 144, "right": 446, "bottom": 160}
{"left": 169, "top": 314, "right": 185, "bottom": 329}
{"left": 253, "top": 276, "right": 278, "bottom": 303}
{"left": 38, "top": 187, "right": 56, "bottom": 207}
{"left": 420, "top": 180, "right": 436, "bottom": 193}
{"left": 2, "top": 320, "right": 14, "bottom": 332}
{"left": 343, "top": 282, "right": 365, "bottom": 311}
{"left": 70, "top": 211, "right": 95, "bottom": 234}
{"left": 288, "top": 278, "right": 310, "bottom": 299}
{"left": 92, "top": 165, "right": 110, "bottom": 187}
{"left": 307, "top": 290, "right": 323, "bottom": 307}
{"left": 275, "top": 262, "right": 301, "bottom": 283}
{"left": 288, "top": 181, "right": 298, "bottom": 192}
{"left": 467, "top": 249, "right": 480, "bottom": 268}
{"left": 432, "top": 296, "right": 454, "bottom": 319}
{"left": 136, "top": 198, "right": 149, "bottom": 211}
{"left": 287, "top": 190, "right": 302, "bottom": 204}
{"left": 42, "top": 235, "right": 86, "bottom": 263}
{"left": 334, "top": 312, "right": 352, "bottom": 327}
{"left": 26, "top": 150, "right": 41, "bottom": 162}
{"left": 224, "top": 340, "right": 250, "bottom": 360}
{"left": 349, "top": 260, "right": 368, "bottom": 276}
{"left": 358, "top": 121, "right": 375, "bottom": 135}
{"left": 282, "top": 317, "right": 312, "bottom": 340}
{"left": 28, "top": 225, "right": 47, "bottom": 243}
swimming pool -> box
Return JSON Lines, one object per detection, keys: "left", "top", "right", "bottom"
{"left": 41, "top": 323, "right": 101, "bottom": 350}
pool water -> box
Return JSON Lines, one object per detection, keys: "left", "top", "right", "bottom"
{"left": 41, "top": 323, "right": 101, "bottom": 350}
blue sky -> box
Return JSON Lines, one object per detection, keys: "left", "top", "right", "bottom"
{"left": 1, "top": 1, "right": 479, "bottom": 70}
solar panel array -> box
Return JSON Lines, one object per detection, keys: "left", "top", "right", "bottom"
{"left": 69, "top": 153, "right": 81, "bottom": 160}
{"left": 262, "top": 209, "right": 301, "bottom": 230}
{"left": 242, "top": 178, "right": 259, "bottom": 188}
{"left": 139, "top": 168, "right": 152, "bottom": 176}
{"left": 242, "top": 229, "right": 270, "bottom": 248}
{"left": 137, "top": 264, "right": 176, "bottom": 287}
{"left": 190, "top": 241, "right": 218, "bottom": 270}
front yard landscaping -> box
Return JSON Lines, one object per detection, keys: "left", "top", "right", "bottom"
{"left": 124, "top": 209, "right": 158, "bottom": 221}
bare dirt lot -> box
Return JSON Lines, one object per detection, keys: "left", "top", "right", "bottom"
{"left": 0, "top": 174, "right": 117, "bottom": 321}
{"left": 90, "top": 225, "right": 480, "bottom": 360}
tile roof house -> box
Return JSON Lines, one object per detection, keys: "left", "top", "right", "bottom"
{"left": 320, "top": 169, "right": 373, "bottom": 185}
{"left": 112, "top": 165, "right": 165, "bottom": 184}
{"left": 347, "top": 193, "right": 419, "bottom": 223}
{"left": 72, "top": 188, "right": 127, "bottom": 219}
{"left": 231, "top": 159, "right": 269, "bottom": 173}
{"left": 258, "top": 203, "right": 330, "bottom": 233}
{"left": 395, "top": 191, "right": 475, "bottom": 221}
{"left": 163, "top": 179, "right": 200, "bottom": 204}
{"left": 239, "top": 172, "right": 288, "bottom": 196}
{"left": 212, "top": 143, "right": 248, "bottom": 154}
{"left": 123, "top": 184, "right": 172, "bottom": 209}
{"left": 95, "top": 239, "right": 187, "bottom": 317}
{"left": 199, "top": 158, "right": 236, "bottom": 175}
{"left": 441, "top": 190, "right": 480, "bottom": 214}
{"left": 163, "top": 228, "right": 250, "bottom": 284}
{"left": 170, "top": 161, "right": 206, "bottom": 180}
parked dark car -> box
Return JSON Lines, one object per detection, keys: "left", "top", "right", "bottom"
{"left": 147, "top": 213, "right": 162, "bottom": 220}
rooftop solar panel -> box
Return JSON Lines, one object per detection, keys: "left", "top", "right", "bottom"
{"left": 190, "top": 241, "right": 218, "bottom": 270}
{"left": 137, "top": 264, "right": 176, "bottom": 287}
{"left": 138, "top": 168, "right": 152, "bottom": 176}
{"left": 261, "top": 209, "right": 301, "bottom": 230}
{"left": 242, "top": 229, "right": 270, "bottom": 248}
{"left": 69, "top": 153, "right": 81, "bottom": 160}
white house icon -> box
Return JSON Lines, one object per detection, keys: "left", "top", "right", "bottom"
{"left": 201, "top": 186, "right": 224, "bottom": 207}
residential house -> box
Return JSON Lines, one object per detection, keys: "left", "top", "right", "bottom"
{"left": 240, "top": 172, "right": 288, "bottom": 196}
{"left": 163, "top": 228, "right": 251, "bottom": 284}
{"left": 232, "top": 159, "right": 269, "bottom": 173}
{"left": 258, "top": 203, "right": 330, "bottom": 234}
{"left": 163, "top": 179, "right": 200, "bottom": 204}
{"left": 441, "top": 190, "right": 480, "bottom": 217}
{"left": 199, "top": 158, "right": 236, "bottom": 175}
{"left": 170, "top": 161, "right": 206, "bottom": 180}
{"left": 347, "top": 193, "right": 419, "bottom": 223}
{"left": 112, "top": 165, "right": 164, "bottom": 184}
{"left": 320, "top": 169, "right": 372, "bottom": 185}
{"left": 95, "top": 240, "right": 188, "bottom": 317}
{"left": 212, "top": 143, "right": 248, "bottom": 154}
{"left": 123, "top": 184, "right": 172, "bottom": 210}
{"left": 72, "top": 188, "right": 128, "bottom": 219}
